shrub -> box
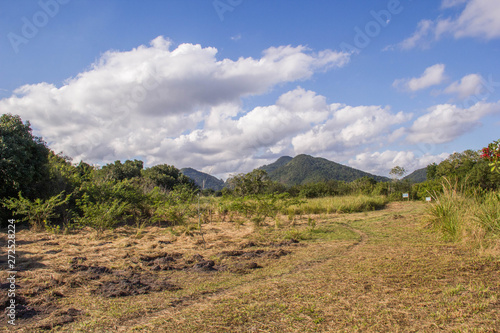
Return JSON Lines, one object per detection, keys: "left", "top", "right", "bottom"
{"left": 151, "top": 184, "right": 197, "bottom": 226}
{"left": 75, "top": 194, "right": 131, "bottom": 231}
{"left": 2, "top": 191, "right": 70, "bottom": 230}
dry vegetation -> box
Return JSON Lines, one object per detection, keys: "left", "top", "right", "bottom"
{"left": 1, "top": 201, "right": 500, "bottom": 332}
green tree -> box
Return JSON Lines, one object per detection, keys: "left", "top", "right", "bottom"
{"left": 226, "top": 169, "right": 270, "bottom": 196}
{"left": 390, "top": 166, "right": 407, "bottom": 180}
{"left": 100, "top": 159, "right": 144, "bottom": 181}
{"left": 352, "top": 176, "right": 377, "bottom": 195}
{"left": 427, "top": 163, "right": 438, "bottom": 180}
{"left": 0, "top": 114, "right": 50, "bottom": 199}
{"left": 142, "top": 164, "right": 196, "bottom": 191}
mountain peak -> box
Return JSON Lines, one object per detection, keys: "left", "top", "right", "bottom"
{"left": 260, "top": 155, "right": 389, "bottom": 186}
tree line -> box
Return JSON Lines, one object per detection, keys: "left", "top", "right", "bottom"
{"left": 1, "top": 113, "right": 499, "bottom": 231}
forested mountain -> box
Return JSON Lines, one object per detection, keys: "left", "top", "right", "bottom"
{"left": 260, "top": 154, "right": 390, "bottom": 186}
{"left": 259, "top": 156, "right": 293, "bottom": 174}
{"left": 404, "top": 168, "right": 427, "bottom": 183}
{"left": 180, "top": 168, "right": 225, "bottom": 191}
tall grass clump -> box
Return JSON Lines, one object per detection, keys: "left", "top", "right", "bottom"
{"left": 474, "top": 192, "right": 500, "bottom": 234}
{"left": 426, "top": 177, "right": 500, "bottom": 245}
{"left": 425, "top": 178, "right": 473, "bottom": 241}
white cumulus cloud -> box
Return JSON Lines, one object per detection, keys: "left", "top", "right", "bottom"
{"left": 443, "top": 73, "right": 484, "bottom": 99}
{"left": 393, "top": 64, "right": 446, "bottom": 92}
{"left": 348, "top": 150, "right": 450, "bottom": 177}
{"left": 406, "top": 100, "right": 500, "bottom": 144}
{"left": 291, "top": 105, "right": 412, "bottom": 155}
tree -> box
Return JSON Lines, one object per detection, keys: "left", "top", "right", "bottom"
{"left": 389, "top": 166, "right": 407, "bottom": 195}
{"left": 0, "top": 114, "right": 50, "bottom": 200}
{"left": 390, "top": 166, "right": 407, "bottom": 180}
{"left": 352, "top": 176, "right": 377, "bottom": 195}
{"left": 100, "top": 159, "right": 144, "bottom": 181}
{"left": 226, "top": 169, "right": 270, "bottom": 196}
{"left": 427, "top": 163, "right": 438, "bottom": 180}
{"left": 142, "top": 164, "right": 196, "bottom": 191}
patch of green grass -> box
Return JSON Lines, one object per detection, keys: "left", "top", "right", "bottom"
{"left": 287, "top": 195, "right": 388, "bottom": 216}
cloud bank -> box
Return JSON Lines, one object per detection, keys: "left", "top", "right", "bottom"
{"left": 2, "top": 36, "right": 490, "bottom": 178}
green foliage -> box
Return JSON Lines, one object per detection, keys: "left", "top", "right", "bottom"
{"left": 415, "top": 148, "right": 500, "bottom": 204}
{"left": 100, "top": 159, "right": 144, "bottom": 181}
{"left": 481, "top": 139, "right": 500, "bottom": 174}
{"left": 143, "top": 164, "right": 196, "bottom": 191}
{"left": 0, "top": 114, "right": 50, "bottom": 223}
{"left": 352, "top": 176, "right": 377, "bottom": 195}
{"left": 372, "top": 182, "right": 389, "bottom": 196}
{"left": 295, "top": 180, "right": 345, "bottom": 198}
{"left": 286, "top": 195, "right": 387, "bottom": 215}
{"left": 44, "top": 152, "right": 92, "bottom": 198}
{"left": 425, "top": 179, "right": 469, "bottom": 241}
{"left": 426, "top": 163, "right": 438, "bottom": 180}
{"left": 426, "top": 177, "right": 500, "bottom": 243}
{"left": 2, "top": 191, "right": 71, "bottom": 230}
{"left": 226, "top": 169, "right": 271, "bottom": 196}
{"left": 390, "top": 166, "right": 406, "bottom": 180}
{"left": 152, "top": 184, "right": 198, "bottom": 226}
{"left": 218, "top": 192, "right": 304, "bottom": 226}
{"left": 75, "top": 194, "right": 131, "bottom": 232}
{"left": 413, "top": 179, "right": 443, "bottom": 201}
{"left": 474, "top": 192, "right": 500, "bottom": 234}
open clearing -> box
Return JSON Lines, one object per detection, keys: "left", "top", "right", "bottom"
{"left": 1, "top": 201, "right": 500, "bottom": 332}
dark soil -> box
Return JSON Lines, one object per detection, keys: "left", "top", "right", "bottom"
{"left": 93, "top": 271, "right": 180, "bottom": 298}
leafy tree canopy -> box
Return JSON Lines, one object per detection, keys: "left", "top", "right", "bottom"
{"left": 142, "top": 164, "right": 196, "bottom": 191}
{"left": 0, "top": 114, "right": 49, "bottom": 199}
{"left": 226, "top": 169, "right": 270, "bottom": 196}
{"left": 100, "top": 159, "right": 144, "bottom": 181}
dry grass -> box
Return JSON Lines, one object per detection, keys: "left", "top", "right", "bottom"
{"left": 1, "top": 201, "right": 500, "bottom": 332}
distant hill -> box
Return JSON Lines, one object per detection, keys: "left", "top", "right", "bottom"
{"left": 259, "top": 156, "right": 293, "bottom": 174}
{"left": 180, "top": 168, "right": 225, "bottom": 191}
{"left": 403, "top": 168, "right": 427, "bottom": 183}
{"left": 260, "top": 154, "right": 390, "bottom": 186}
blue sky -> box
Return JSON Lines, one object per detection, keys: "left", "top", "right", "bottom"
{"left": 1, "top": 0, "right": 499, "bottom": 178}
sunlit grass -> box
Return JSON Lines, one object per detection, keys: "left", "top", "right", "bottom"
{"left": 286, "top": 195, "right": 388, "bottom": 215}
{"left": 425, "top": 177, "right": 500, "bottom": 247}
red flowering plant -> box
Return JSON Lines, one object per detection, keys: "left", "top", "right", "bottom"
{"left": 481, "top": 139, "right": 500, "bottom": 174}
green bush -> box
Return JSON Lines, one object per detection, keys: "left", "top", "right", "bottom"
{"left": 2, "top": 191, "right": 70, "bottom": 230}
{"left": 151, "top": 184, "right": 197, "bottom": 226}
{"left": 75, "top": 194, "right": 131, "bottom": 231}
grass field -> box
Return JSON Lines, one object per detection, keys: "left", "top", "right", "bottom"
{"left": 1, "top": 201, "right": 500, "bottom": 332}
